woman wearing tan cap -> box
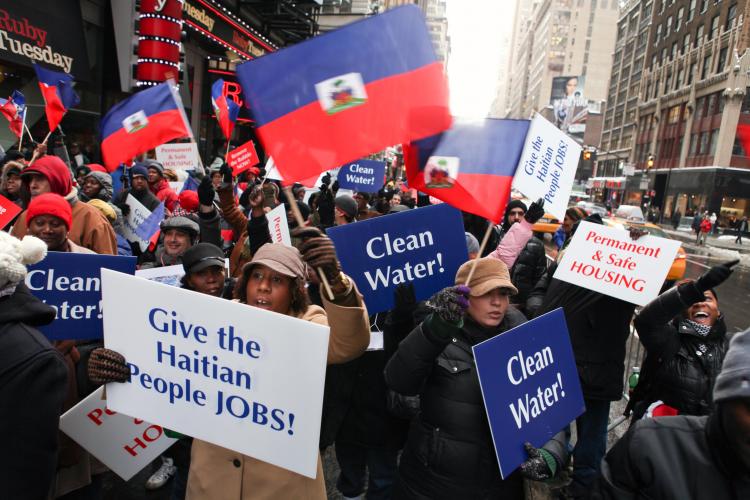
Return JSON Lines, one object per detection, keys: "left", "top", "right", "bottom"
{"left": 385, "top": 258, "right": 568, "bottom": 499}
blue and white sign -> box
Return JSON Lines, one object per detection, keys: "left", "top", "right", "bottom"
{"left": 25, "top": 252, "right": 136, "bottom": 340}
{"left": 336, "top": 159, "right": 386, "bottom": 192}
{"left": 472, "top": 308, "right": 585, "bottom": 479}
{"left": 327, "top": 203, "right": 468, "bottom": 314}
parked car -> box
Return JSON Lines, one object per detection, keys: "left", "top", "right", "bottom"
{"left": 576, "top": 201, "right": 609, "bottom": 217}
{"left": 532, "top": 213, "right": 561, "bottom": 234}
{"left": 676, "top": 216, "right": 695, "bottom": 232}
{"left": 613, "top": 204, "right": 645, "bottom": 221}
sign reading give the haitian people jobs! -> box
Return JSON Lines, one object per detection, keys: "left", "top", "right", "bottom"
{"left": 554, "top": 221, "right": 681, "bottom": 306}
{"left": 473, "top": 308, "right": 585, "bottom": 479}
{"left": 101, "top": 270, "right": 330, "bottom": 479}
{"left": 337, "top": 159, "right": 386, "bottom": 193}
{"left": 25, "top": 252, "right": 136, "bottom": 340}
{"left": 155, "top": 143, "right": 200, "bottom": 171}
{"left": 227, "top": 139, "right": 260, "bottom": 176}
{"left": 512, "top": 114, "right": 582, "bottom": 220}
{"left": 327, "top": 204, "right": 468, "bottom": 314}
{"left": 60, "top": 387, "right": 177, "bottom": 481}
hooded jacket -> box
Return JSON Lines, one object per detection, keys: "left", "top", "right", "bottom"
{"left": 149, "top": 177, "right": 178, "bottom": 213}
{"left": 79, "top": 171, "right": 114, "bottom": 202}
{"left": 0, "top": 284, "right": 68, "bottom": 500}
{"left": 0, "top": 161, "right": 25, "bottom": 207}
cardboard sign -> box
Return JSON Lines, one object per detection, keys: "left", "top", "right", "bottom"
{"left": 59, "top": 387, "right": 177, "bottom": 481}
{"left": 473, "top": 308, "right": 585, "bottom": 479}
{"left": 121, "top": 195, "right": 164, "bottom": 252}
{"left": 327, "top": 204, "right": 468, "bottom": 314}
{"left": 227, "top": 140, "right": 260, "bottom": 176}
{"left": 267, "top": 204, "right": 292, "bottom": 246}
{"left": 553, "top": 221, "right": 681, "bottom": 306}
{"left": 155, "top": 143, "right": 200, "bottom": 171}
{"left": 512, "top": 114, "right": 582, "bottom": 220}
{"left": 101, "top": 270, "right": 330, "bottom": 478}
{"left": 0, "top": 193, "right": 22, "bottom": 229}
{"left": 25, "top": 252, "right": 136, "bottom": 340}
{"left": 337, "top": 159, "right": 386, "bottom": 193}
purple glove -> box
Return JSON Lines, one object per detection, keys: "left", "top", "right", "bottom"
{"left": 427, "top": 285, "right": 470, "bottom": 325}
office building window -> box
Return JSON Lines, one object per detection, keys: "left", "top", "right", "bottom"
{"left": 710, "top": 129, "right": 720, "bottom": 156}
{"left": 700, "top": 0, "right": 708, "bottom": 14}
{"left": 717, "top": 47, "right": 728, "bottom": 73}
{"left": 676, "top": 8, "right": 684, "bottom": 31}
{"left": 710, "top": 15, "right": 719, "bottom": 39}
{"left": 701, "top": 55, "right": 712, "bottom": 79}
{"left": 689, "top": 133, "right": 698, "bottom": 156}
{"left": 688, "top": 62, "right": 696, "bottom": 84}
{"left": 688, "top": 0, "right": 696, "bottom": 21}
{"left": 707, "top": 93, "right": 717, "bottom": 115}
{"left": 695, "top": 24, "right": 704, "bottom": 46}
{"left": 665, "top": 72, "right": 672, "bottom": 93}
{"left": 726, "top": 3, "right": 737, "bottom": 30}
{"left": 671, "top": 42, "right": 678, "bottom": 60}
{"left": 683, "top": 33, "right": 691, "bottom": 53}
{"left": 666, "top": 17, "right": 672, "bottom": 37}
{"left": 699, "top": 132, "right": 709, "bottom": 155}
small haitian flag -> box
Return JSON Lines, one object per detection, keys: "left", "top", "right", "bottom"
{"left": 235, "top": 5, "right": 451, "bottom": 185}
{"left": 33, "top": 64, "right": 80, "bottom": 132}
{"left": 404, "top": 118, "right": 530, "bottom": 224}
{"left": 99, "top": 82, "right": 192, "bottom": 171}
{"left": 211, "top": 79, "right": 241, "bottom": 140}
{"left": 0, "top": 90, "right": 26, "bottom": 137}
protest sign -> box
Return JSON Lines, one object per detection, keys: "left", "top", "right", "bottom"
{"left": 337, "top": 160, "right": 386, "bottom": 193}
{"left": 59, "top": 387, "right": 177, "bottom": 481}
{"left": 155, "top": 143, "right": 200, "bottom": 171}
{"left": 101, "top": 270, "right": 330, "bottom": 478}
{"left": 169, "top": 181, "right": 185, "bottom": 194}
{"left": 553, "top": 221, "right": 681, "bottom": 306}
{"left": 512, "top": 114, "right": 582, "bottom": 220}
{"left": 473, "top": 308, "right": 585, "bottom": 479}
{"left": 121, "top": 195, "right": 164, "bottom": 252}
{"left": 0, "top": 193, "right": 22, "bottom": 229}
{"left": 267, "top": 204, "right": 292, "bottom": 246}
{"left": 136, "top": 265, "right": 185, "bottom": 288}
{"left": 327, "top": 204, "right": 468, "bottom": 313}
{"left": 25, "top": 252, "right": 136, "bottom": 340}
{"left": 227, "top": 140, "right": 260, "bottom": 176}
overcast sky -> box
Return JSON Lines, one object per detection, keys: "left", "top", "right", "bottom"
{"left": 446, "top": 0, "right": 516, "bottom": 118}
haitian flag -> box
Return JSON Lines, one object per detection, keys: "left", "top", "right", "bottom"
{"left": 0, "top": 90, "right": 26, "bottom": 137}
{"left": 99, "top": 83, "right": 192, "bottom": 171}
{"left": 235, "top": 5, "right": 451, "bottom": 186}
{"left": 404, "top": 118, "right": 530, "bottom": 224}
{"left": 33, "top": 64, "right": 80, "bottom": 132}
{"left": 211, "top": 79, "right": 241, "bottom": 139}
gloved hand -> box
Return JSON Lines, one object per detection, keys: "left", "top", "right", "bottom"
{"left": 427, "top": 285, "right": 470, "bottom": 325}
{"left": 524, "top": 198, "right": 545, "bottom": 224}
{"left": 331, "top": 180, "right": 340, "bottom": 193}
{"left": 393, "top": 283, "right": 417, "bottom": 316}
{"left": 197, "top": 177, "right": 215, "bottom": 206}
{"left": 292, "top": 226, "right": 341, "bottom": 282}
{"left": 520, "top": 442, "right": 557, "bottom": 481}
{"left": 695, "top": 259, "right": 739, "bottom": 292}
{"left": 88, "top": 347, "right": 130, "bottom": 385}
{"left": 117, "top": 203, "right": 131, "bottom": 217}
{"left": 321, "top": 173, "right": 331, "bottom": 187}
{"left": 628, "top": 227, "right": 648, "bottom": 240}
{"left": 220, "top": 163, "right": 233, "bottom": 184}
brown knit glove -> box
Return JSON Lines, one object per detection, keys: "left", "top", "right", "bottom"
{"left": 88, "top": 347, "right": 130, "bottom": 385}
{"left": 292, "top": 227, "right": 342, "bottom": 282}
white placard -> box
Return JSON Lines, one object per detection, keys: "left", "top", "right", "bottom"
{"left": 101, "top": 270, "right": 330, "bottom": 478}
{"left": 267, "top": 204, "right": 292, "bottom": 246}
{"left": 59, "top": 387, "right": 177, "bottom": 481}
{"left": 367, "top": 331, "right": 384, "bottom": 351}
{"left": 155, "top": 143, "right": 200, "bottom": 171}
{"left": 553, "top": 221, "right": 681, "bottom": 306}
{"left": 121, "top": 194, "right": 158, "bottom": 252}
{"left": 512, "top": 114, "right": 582, "bottom": 220}
{"left": 136, "top": 265, "right": 185, "bottom": 288}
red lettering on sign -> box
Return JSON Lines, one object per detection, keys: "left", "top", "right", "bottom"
{"left": 224, "top": 81, "right": 243, "bottom": 108}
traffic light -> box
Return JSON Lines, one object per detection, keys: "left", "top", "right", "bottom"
{"left": 583, "top": 150, "right": 592, "bottom": 161}
{"left": 647, "top": 154, "right": 654, "bottom": 169}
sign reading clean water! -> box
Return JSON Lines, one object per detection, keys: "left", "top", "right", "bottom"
{"left": 327, "top": 204, "right": 468, "bottom": 313}
{"left": 337, "top": 159, "right": 386, "bottom": 192}
{"left": 25, "top": 252, "right": 136, "bottom": 340}
{"left": 473, "top": 308, "right": 585, "bottom": 479}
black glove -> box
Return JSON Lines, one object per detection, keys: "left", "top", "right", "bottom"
{"left": 332, "top": 180, "right": 340, "bottom": 193}
{"left": 524, "top": 198, "right": 545, "bottom": 224}
{"left": 321, "top": 173, "right": 331, "bottom": 187}
{"left": 198, "top": 176, "right": 215, "bottom": 206}
{"left": 393, "top": 283, "right": 417, "bottom": 316}
{"left": 427, "top": 285, "right": 470, "bottom": 325}
{"left": 118, "top": 203, "right": 131, "bottom": 217}
{"left": 88, "top": 347, "right": 130, "bottom": 385}
{"left": 292, "top": 227, "right": 341, "bottom": 281}
{"left": 695, "top": 259, "right": 739, "bottom": 292}
{"left": 520, "top": 442, "right": 557, "bottom": 481}
{"left": 220, "top": 163, "right": 233, "bottom": 184}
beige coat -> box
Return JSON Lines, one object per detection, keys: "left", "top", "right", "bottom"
{"left": 186, "top": 282, "right": 370, "bottom": 500}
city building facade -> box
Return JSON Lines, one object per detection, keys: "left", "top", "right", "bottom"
{"left": 384, "top": 0, "right": 450, "bottom": 64}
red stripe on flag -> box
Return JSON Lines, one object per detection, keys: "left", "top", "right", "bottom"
{"left": 257, "top": 62, "right": 450, "bottom": 186}
{"left": 40, "top": 84, "right": 66, "bottom": 131}
{"left": 101, "top": 109, "right": 190, "bottom": 169}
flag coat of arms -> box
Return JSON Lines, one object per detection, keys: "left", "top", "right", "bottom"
{"left": 405, "top": 118, "right": 530, "bottom": 224}
{"left": 235, "top": 5, "right": 451, "bottom": 185}
{"left": 211, "top": 79, "right": 241, "bottom": 139}
{"left": 99, "top": 83, "right": 192, "bottom": 171}
{"left": 0, "top": 90, "right": 26, "bottom": 137}
{"left": 33, "top": 64, "right": 80, "bottom": 131}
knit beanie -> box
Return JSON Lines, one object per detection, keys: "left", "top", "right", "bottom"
{"left": 714, "top": 328, "right": 750, "bottom": 403}
{"left": 503, "top": 199, "right": 528, "bottom": 230}
{"left": 335, "top": 195, "right": 358, "bottom": 219}
{"left": 146, "top": 160, "right": 165, "bottom": 177}
{"left": 178, "top": 190, "right": 200, "bottom": 213}
{"left": 129, "top": 163, "right": 149, "bottom": 181}
{"left": 465, "top": 231, "right": 480, "bottom": 255}
{"left": 86, "top": 163, "right": 107, "bottom": 173}
{"left": 22, "top": 155, "right": 73, "bottom": 196}
{"left": 26, "top": 192, "right": 73, "bottom": 230}
{"left": 0, "top": 232, "right": 47, "bottom": 293}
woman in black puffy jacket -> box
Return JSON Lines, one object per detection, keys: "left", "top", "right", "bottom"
{"left": 630, "top": 260, "right": 738, "bottom": 418}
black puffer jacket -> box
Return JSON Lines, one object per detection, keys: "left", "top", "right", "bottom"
{"left": 0, "top": 284, "right": 68, "bottom": 500}
{"left": 594, "top": 409, "right": 750, "bottom": 499}
{"left": 384, "top": 310, "right": 568, "bottom": 499}
{"left": 632, "top": 285, "right": 728, "bottom": 416}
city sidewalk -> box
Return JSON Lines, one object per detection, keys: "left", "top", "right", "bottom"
{"left": 659, "top": 225, "right": 750, "bottom": 255}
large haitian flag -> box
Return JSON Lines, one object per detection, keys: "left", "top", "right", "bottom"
{"left": 404, "top": 118, "right": 530, "bottom": 224}
{"left": 235, "top": 5, "right": 451, "bottom": 186}
{"left": 99, "top": 83, "right": 191, "bottom": 171}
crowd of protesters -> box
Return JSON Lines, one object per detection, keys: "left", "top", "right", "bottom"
{"left": 0, "top": 140, "right": 748, "bottom": 500}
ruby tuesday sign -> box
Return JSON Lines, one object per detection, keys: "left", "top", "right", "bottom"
{"left": 554, "top": 221, "right": 681, "bottom": 306}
